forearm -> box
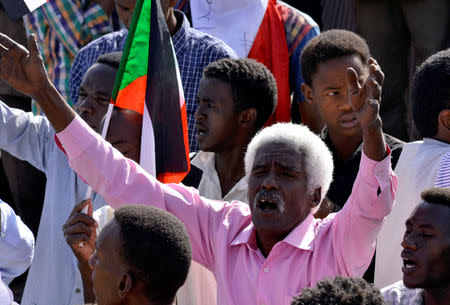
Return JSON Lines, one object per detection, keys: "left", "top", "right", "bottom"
{"left": 33, "top": 80, "right": 76, "bottom": 133}
{"left": 79, "top": 262, "right": 95, "bottom": 303}
{"left": 362, "top": 120, "right": 387, "bottom": 161}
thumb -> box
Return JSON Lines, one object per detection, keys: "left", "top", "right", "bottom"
{"left": 27, "top": 34, "right": 41, "bottom": 61}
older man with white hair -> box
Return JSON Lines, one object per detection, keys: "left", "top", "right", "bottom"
{"left": 0, "top": 32, "right": 396, "bottom": 305}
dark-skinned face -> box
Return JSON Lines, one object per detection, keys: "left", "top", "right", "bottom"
{"left": 401, "top": 202, "right": 450, "bottom": 289}
{"left": 88, "top": 219, "right": 125, "bottom": 305}
{"left": 194, "top": 77, "right": 241, "bottom": 152}
{"left": 104, "top": 108, "right": 142, "bottom": 163}
{"left": 247, "top": 142, "right": 318, "bottom": 239}
{"left": 115, "top": 0, "right": 136, "bottom": 29}
{"left": 115, "top": 0, "right": 173, "bottom": 29}
{"left": 76, "top": 63, "right": 117, "bottom": 132}
{"left": 303, "top": 55, "right": 368, "bottom": 139}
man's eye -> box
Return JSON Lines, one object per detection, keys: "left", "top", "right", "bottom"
{"left": 282, "top": 172, "right": 295, "bottom": 178}
{"left": 326, "top": 91, "right": 338, "bottom": 96}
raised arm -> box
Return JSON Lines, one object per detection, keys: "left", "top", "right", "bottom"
{"left": 347, "top": 58, "right": 387, "bottom": 161}
{"left": 0, "top": 33, "right": 76, "bottom": 133}
{"left": 330, "top": 59, "right": 396, "bottom": 276}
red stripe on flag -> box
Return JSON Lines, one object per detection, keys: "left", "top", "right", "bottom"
{"left": 115, "top": 75, "right": 147, "bottom": 115}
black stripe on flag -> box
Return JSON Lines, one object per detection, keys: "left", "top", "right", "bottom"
{"left": 145, "top": 0, "right": 189, "bottom": 176}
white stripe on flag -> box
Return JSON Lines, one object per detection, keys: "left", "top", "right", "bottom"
{"left": 24, "top": 0, "right": 47, "bottom": 12}
{"left": 140, "top": 104, "right": 157, "bottom": 176}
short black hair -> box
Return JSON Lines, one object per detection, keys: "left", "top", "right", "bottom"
{"left": 291, "top": 277, "right": 385, "bottom": 305}
{"left": 114, "top": 205, "right": 192, "bottom": 305}
{"left": 421, "top": 187, "right": 450, "bottom": 208}
{"left": 300, "top": 29, "right": 371, "bottom": 86}
{"left": 203, "top": 58, "right": 277, "bottom": 129}
{"left": 412, "top": 49, "right": 450, "bottom": 138}
{"left": 95, "top": 51, "right": 123, "bottom": 70}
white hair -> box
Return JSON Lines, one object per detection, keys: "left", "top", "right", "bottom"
{"left": 244, "top": 123, "right": 334, "bottom": 212}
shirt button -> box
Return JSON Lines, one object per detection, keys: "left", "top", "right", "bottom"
{"left": 264, "top": 267, "right": 269, "bottom": 273}
{"left": 75, "top": 288, "right": 81, "bottom": 293}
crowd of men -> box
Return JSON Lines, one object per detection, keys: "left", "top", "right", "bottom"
{"left": 0, "top": 0, "right": 448, "bottom": 305}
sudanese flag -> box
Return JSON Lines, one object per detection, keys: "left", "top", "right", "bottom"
{"left": 102, "top": 0, "right": 190, "bottom": 183}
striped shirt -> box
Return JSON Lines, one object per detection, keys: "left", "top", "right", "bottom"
{"left": 435, "top": 152, "right": 450, "bottom": 187}
{"left": 277, "top": 1, "right": 320, "bottom": 102}
{"left": 69, "top": 10, "right": 237, "bottom": 152}
{"left": 25, "top": 0, "right": 113, "bottom": 104}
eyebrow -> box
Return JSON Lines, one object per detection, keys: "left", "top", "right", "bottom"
{"left": 324, "top": 84, "right": 344, "bottom": 90}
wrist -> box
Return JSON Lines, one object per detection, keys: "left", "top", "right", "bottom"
{"left": 32, "top": 78, "right": 57, "bottom": 102}
{"left": 362, "top": 118, "right": 382, "bottom": 136}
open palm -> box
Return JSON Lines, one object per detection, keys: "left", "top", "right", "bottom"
{"left": 0, "top": 33, "right": 50, "bottom": 99}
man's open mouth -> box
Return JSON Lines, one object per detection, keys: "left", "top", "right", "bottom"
{"left": 195, "top": 124, "right": 207, "bottom": 137}
{"left": 258, "top": 198, "right": 278, "bottom": 212}
{"left": 402, "top": 258, "right": 417, "bottom": 272}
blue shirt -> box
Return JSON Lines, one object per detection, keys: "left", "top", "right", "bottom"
{"left": 0, "top": 101, "right": 107, "bottom": 305}
{"left": 69, "top": 10, "right": 237, "bottom": 152}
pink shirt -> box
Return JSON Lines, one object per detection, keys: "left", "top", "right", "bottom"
{"left": 57, "top": 116, "right": 397, "bottom": 305}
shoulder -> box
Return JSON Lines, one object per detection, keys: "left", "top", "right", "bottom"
{"left": 78, "top": 28, "right": 127, "bottom": 56}
{"left": 276, "top": 1, "right": 320, "bottom": 54}
{"left": 381, "top": 281, "right": 423, "bottom": 305}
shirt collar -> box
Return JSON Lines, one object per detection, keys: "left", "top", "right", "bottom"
{"left": 171, "top": 9, "right": 189, "bottom": 55}
{"left": 230, "top": 214, "right": 316, "bottom": 251}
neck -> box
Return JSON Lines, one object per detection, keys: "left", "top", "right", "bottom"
{"left": 328, "top": 129, "right": 363, "bottom": 160}
{"left": 214, "top": 141, "right": 247, "bottom": 197}
{"left": 431, "top": 135, "right": 450, "bottom": 145}
{"left": 166, "top": 9, "right": 178, "bottom": 36}
{"left": 423, "top": 287, "right": 450, "bottom": 305}
{"left": 255, "top": 229, "right": 288, "bottom": 258}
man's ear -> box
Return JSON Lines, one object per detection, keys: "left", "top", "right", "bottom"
{"left": 239, "top": 108, "right": 257, "bottom": 128}
{"left": 438, "top": 109, "right": 450, "bottom": 133}
{"left": 118, "top": 272, "right": 133, "bottom": 299}
{"left": 309, "top": 187, "right": 322, "bottom": 208}
{"left": 301, "top": 83, "right": 314, "bottom": 105}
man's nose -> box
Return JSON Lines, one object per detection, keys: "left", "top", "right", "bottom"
{"left": 337, "top": 95, "right": 353, "bottom": 111}
{"left": 261, "top": 171, "right": 278, "bottom": 190}
{"left": 78, "top": 99, "right": 94, "bottom": 114}
{"left": 401, "top": 233, "right": 418, "bottom": 251}
{"left": 194, "top": 105, "right": 205, "bottom": 120}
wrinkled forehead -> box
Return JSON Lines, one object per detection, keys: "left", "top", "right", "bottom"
{"left": 253, "top": 141, "right": 303, "bottom": 166}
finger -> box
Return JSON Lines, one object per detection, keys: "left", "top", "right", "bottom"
{"left": 63, "top": 221, "right": 95, "bottom": 236}
{"left": 346, "top": 67, "right": 363, "bottom": 110}
{"left": 0, "top": 32, "right": 18, "bottom": 51}
{"left": 371, "top": 64, "right": 385, "bottom": 87}
{"left": 68, "top": 199, "right": 92, "bottom": 218}
{"left": 369, "top": 77, "right": 382, "bottom": 100}
{"left": 63, "top": 213, "right": 97, "bottom": 230}
{"left": 65, "top": 233, "right": 91, "bottom": 245}
{"left": 27, "top": 34, "right": 42, "bottom": 62}
{"left": 87, "top": 200, "right": 94, "bottom": 217}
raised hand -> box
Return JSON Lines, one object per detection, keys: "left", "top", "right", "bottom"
{"left": 346, "top": 58, "right": 387, "bottom": 161}
{"left": 0, "top": 33, "right": 51, "bottom": 100}
{"left": 62, "top": 199, "right": 98, "bottom": 265}
{"left": 346, "top": 58, "right": 384, "bottom": 130}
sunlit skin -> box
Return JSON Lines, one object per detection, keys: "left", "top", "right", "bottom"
{"left": 76, "top": 63, "right": 117, "bottom": 132}
{"left": 401, "top": 202, "right": 450, "bottom": 305}
{"left": 247, "top": 142, "right": 321, "bottom": 257}
{"left": 302, "top": 55, "right": 369, "bottom": 160}
{"left": 88, "top": 219, "right": 127, "bottom": 305}
{"left": 195, "top": 76, "right": 256, "bottom": 196}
